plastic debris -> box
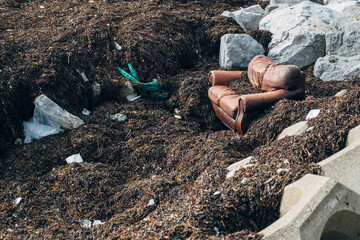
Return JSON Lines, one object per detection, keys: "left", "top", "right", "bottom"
{"left": 82, "top": 108, "right": 91, "bottom": 116}
{"left": 214, "top": 191, "right": 220, "bottom": 196}
{"left": 23, "top": 105, "right": 64, "bottom": 144}
{"left": 13, "top": 197, "right": 22, "bottom": 205}
{"left": 93, "top": 220, "right": 106, "bottom": 227}
{"left": 117, "top": 63, "right": 169, "bottom": 99}
{"left": 306, "top": 109, "right": 321, "bottom": 120}
{"left": 65, "top": 153, "right": 84, "bottom": 164}
{"left": 126, "top": 93, "right": 141, "bottom": 102}
{"left": 110, "top": 113, "right": 127, "bottom": 122}
{"left": 174, "top": 115, "right": 182, "bottom": 120}
{"left": 147, "top": 199, "right": 155, "bottom": 206}
{"left": 76, "top": 70, "right": 89, "bottom": 82}
{"left": 78, "top": 220, "right": 92, "bottom": 229}
{"left": 39, "top": 5, "right": 45, "bottom": 9}
{"left": 115, "top": 42, "right": 122, "bottom": 51}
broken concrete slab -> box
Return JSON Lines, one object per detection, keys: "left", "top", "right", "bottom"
{"left": 318, "top": 141, "right": 360, "bottom": 194}
{"left": 226, "top": 156, "right": 253, "bottom": 179}
{"left": 34, "top": 94, "right": 84, "bottom": 129}
{"left": 346, "top": 124, "right": 360, "bottom": 147}
{"left": 276, "top": 121, "right": 309, "bottom": 140}
{"left": 260, "top": 174, "right": 360, "bottom": 240}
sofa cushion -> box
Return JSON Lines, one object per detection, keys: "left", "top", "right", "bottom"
{"left": 219, "top": 95, "right": 242, "bottom": 118}
{"left": 208, "top": 86, "right": 236, "bottom": 105}
{"left": 247, "top": 55, "right": 274, "bottom": 88}
{"left": 262, "top": 64, "right": 301, "bottom": 92}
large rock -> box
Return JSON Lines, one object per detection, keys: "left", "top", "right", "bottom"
{"left": 34, "top": 94, "right": 84, "bottom": 129}
{"left": 276, "top": 121, "right": 309, "bottom": 140}
{"left": 219, "top": 34, "right": 265, "bottom": 68}
{"left": 229, "top": 5, "right": 265, "bottom": 32}
{"left": 325, "top": 4, "right": 360, "bottom": 57}
{"left": 264, "top": 4, "right": 290, "bottom": 15}
{"left": 260, "top": 174, "right": 360, "bottom": 240}
{"left": 259, "top": 1, "right": 340, "bottom": 68}
{"left": 314, "top": 55, "right": 360, "bottom": 81}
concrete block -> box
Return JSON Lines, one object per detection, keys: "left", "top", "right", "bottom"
{"left": 318, "top": 138, "right": 360, "bottom": 194}
{"left": 277, "top": 121, "right": 309, "bottom": 140}
{"left": 226, "top": 156, "right": 253, "bottom": 179}
{"left": 260, "top": 174, "right": 360, "bottom": 240}
{"left": 34, "top": 94, "right": 84, "bottom": 130}
{"left": 346, "top": 124, "right": 360, "bottom": 147}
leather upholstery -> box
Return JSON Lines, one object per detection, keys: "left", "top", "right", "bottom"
{"left": 208, "top": 86, "right": 236, "bottom": 106}
{"left": 209, "top": 70, "right": 245, "bottom": 85}
{"left": 208, "top": 55, "right": 305, "bottom": 135}
{"left": 219, "top": 95, "right": 242, "bottom": 118}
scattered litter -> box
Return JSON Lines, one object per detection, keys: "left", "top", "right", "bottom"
{"left": 14, "top": 138, "right": 23, "bottom": 145}
{"left": 23, "top": 105, "right": 64, "bottom": 144}
{"left": 335, "top": 89, "right": 347, "bottom": 97}
{"left": 110, "top": 113, "right": 127, "bottom": 122}
{"left": 147, "top": 199, "right": 155, "bottom": 206}
{"left": 77, "top": 220, "right": 92, "bottom": 229}
{"left": 214, "top": 191, "right": 220, "bottom": 196}
{"left": 118, "top": 63, "right": 169, "bottom": 99}
{"left": 174, "top": 115, "right": 182, "bottom": 119}
{"left": 7, "top": 229, "right": 13, "bottom": 232}
{"left": 93, "top": 220, "right": 106, "bottom": 227}
{"left": 126, "top": 93, "right": 141, "bottom": 102}
{"left": 82, "top": 108, "right": 91, "bottom": 116}
{"left": 76, "top": 70, "right": 89, "bottom": 82}
{"left": 39, "top": 5, "right": 44, "bottom": 9}
{"left": 276, "top": 168, "right": 289, "bottom": 174}
{"left": 13, "top": 197, "right": 22, "bottom": 205}
{"left": 174, "top": 108, "right": 180, "bottom": 114}
{"left": 151, "top": 175, "right": 157, "bottom": 179}
{"left": 65, "top": 153, "right": 84, "bottom": 164}
{"left": 241, "top": 177, "right": 248, "bottom": 184}
{"left": 115, "top": 42, "right": 122, "bottom": 50}
{"left": 214, "top": 227, "right": 220, "bottom": 236}
{"left": 306, "top": 109, "right": 321, "bottom": 120}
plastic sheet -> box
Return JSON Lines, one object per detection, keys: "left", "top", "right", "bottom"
{"left": 23, "top": 106, "right": 63, "bottom": 143}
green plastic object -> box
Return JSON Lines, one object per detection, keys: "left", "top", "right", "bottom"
{"left": 117, "top": 64, "right": 169, "bottom": 99}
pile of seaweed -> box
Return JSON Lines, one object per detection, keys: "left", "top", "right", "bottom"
{"left": 1, "top": 0, "right": 360, "bottom": 239}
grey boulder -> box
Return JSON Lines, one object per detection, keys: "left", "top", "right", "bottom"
{"left": 314, "top": 55, "right": 360, "bottom": 81}
{"left": 230, "top": 5, "right": 265, "bottom": 32}
{"left": 259, "top": 1, "right": 340, "bottom": 68}
{"left": 219, "top": 34, "right": 265, "bottom": 68}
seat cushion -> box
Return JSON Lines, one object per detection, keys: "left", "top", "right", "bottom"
{"left": 208, "top": 86, "right": 236, "bottom": 106}
{"left": 219, "top": 95, "right": 242, "bottom": 119}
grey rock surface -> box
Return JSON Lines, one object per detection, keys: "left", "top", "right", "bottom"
{"left": 277, "top": 121, "right": 309, "bottom": 140}
{"left": 259, "top": 1, "right": 339, "bottom": 68}
{"left": 231, "top": 5, "right": 265, "bottom": 32}
{"left": 325, "top": 4, "right": 360, "bottom": 57}
{"left": 264, "top": 3, "right": 290, "bottom": 15}
{"left": 219, "top": 34, "right": 264, "bottom": 68}
{"left": 314, "top": 55, "right": 360, "bottom": 81}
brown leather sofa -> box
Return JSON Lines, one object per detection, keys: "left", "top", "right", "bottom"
{"left": 208, "top": 55, "right": 305, "bottom": 135}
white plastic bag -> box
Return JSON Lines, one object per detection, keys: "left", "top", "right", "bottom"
{"left": 23, "top": 106, "right": 63, "bottom": 143}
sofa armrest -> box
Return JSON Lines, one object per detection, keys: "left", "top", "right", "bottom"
{"left": 239, "top": 89, "right": 292, "bottom": 113}
{"left": 209, "top": 70, "right": 246, "bottom": 86}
